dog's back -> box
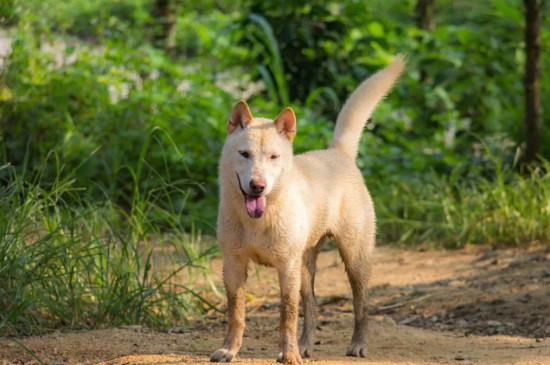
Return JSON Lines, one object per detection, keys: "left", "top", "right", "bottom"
{"left": 292, "top": 149, "right": 371, "bottom": 235}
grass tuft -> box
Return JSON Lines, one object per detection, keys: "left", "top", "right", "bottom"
{"left": 376, "top": 156, "right": 550, "bottom": 248}
{"left": 0, "top": 148, "right": 218, "bottom": 336}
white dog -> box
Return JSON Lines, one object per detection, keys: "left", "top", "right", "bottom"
{"left": 211, "top": 56, "right": 405, "bottom": 364}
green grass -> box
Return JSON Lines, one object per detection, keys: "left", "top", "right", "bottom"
{"left": 0, "top": 151, "right": 219, "bottom": 337}
{"left": 376, "top": 155, "right": 550, "bottom": 248}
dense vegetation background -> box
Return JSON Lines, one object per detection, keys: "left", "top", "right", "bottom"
{"left": 0, "top": 0, "right": 548, "bottom": 336}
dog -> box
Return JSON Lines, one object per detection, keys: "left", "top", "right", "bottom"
{"left": 210, "top": 55, "right": 405, "bottom": 364}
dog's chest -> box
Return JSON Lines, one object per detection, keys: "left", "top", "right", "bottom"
{"left": 242, "top": 232, "right": 285, "bottom": 266}
{"left": 240, "top": 225, "right": 302, "bottom": 266}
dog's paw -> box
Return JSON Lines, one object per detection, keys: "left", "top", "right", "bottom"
{"left": 299, "top": 342, "right": 314, "bottom": 358}
{"left": 277, "top": 351, "right": 303, "bottom": 364}
{"left": 346, "top": 342, "right": 368, "bottom": 358}
{"left": 210, "top": 348, "right": 236, "bottom": 362}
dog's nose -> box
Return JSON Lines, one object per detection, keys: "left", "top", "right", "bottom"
{"left": 249, "top": 179, "right": 265, "bottom": 194}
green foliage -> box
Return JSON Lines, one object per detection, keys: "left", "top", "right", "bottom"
{"left": 0, "top": 150, "right": 217, "bottom": 336}
{"left": 1, "top": 0, "right": 549, "bottom": 335}
{"left": 375, "top": 148, "right": 550, "bottom": 248}
{"left": 232, "top": 0, "right": 550, "bottom": 162}
{"left": 22, "top": 0, "right": 153, "bottom": 44}
{"left": 1, "top": 0, "right": 548, "bottom": 239}
{"left": 0, "top": 0, "right": 18, "bottom": 26}
{"left": 234, "top": 1, "right": 403, "bottom": 116}
{"left": 1, "top": 23, "right": 236, "bottom": 228}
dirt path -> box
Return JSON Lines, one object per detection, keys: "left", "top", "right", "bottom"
{"left": 1, "top": 246, "right": 550, "bottom": 365}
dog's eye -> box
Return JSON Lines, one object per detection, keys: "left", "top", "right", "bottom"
{"left": 239, "top": 151, "right": 250, "bottom": 158}
{"left": 270, "top": 155, "right": 279, "bottom": 160}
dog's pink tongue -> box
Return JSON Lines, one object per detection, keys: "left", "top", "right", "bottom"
{"left": 245, "top": 195, "right": 266, "bottom": 218}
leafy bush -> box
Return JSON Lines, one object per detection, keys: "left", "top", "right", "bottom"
{"left": 0, "top": 0, "right": 18, "bottom": 26}
{"left": 0, "top": 25, "right": 238, "bottom": 229}
{"left": 234, "top": 0, "right": 549, "bottom": 164}
{"left": 2, "top": 0, "right": 549, "bottom": 239}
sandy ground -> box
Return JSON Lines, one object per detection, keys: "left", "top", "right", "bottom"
{"left": 1, "top": 245, "right": 550, "bottom": 365}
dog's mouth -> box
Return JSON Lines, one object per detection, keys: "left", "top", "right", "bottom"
{"left": 236, "top": 174, "right": 266, "bottom": 219}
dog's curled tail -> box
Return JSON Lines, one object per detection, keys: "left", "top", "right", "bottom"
{"left": 330, "top": 55, "right": 405, "bottom": 161}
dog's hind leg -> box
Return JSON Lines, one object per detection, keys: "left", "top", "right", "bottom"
{"left": 336, "top": 229, "right": 374, "bottom": 358}
{"left": 298, "top": 242, "right": 323, "bottom": 358}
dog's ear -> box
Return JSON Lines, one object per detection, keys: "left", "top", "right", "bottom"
{"left": 274, "top": 107, "right": 296, "bottom": 142}
{"left": 228, "top": 100, "right": 253, "bottom": 134}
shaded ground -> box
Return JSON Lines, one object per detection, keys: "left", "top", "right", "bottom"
{"left": 1, "top": 246, "right": 550, "bottom": 365}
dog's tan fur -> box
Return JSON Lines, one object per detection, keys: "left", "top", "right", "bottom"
{"left": 210, "top": 56, "right": 405, "bottom": 364}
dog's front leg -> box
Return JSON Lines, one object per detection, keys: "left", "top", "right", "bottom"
{"left": 210, "top": 256, "right": 248, "bottom": 363}
{"left": 276, "top": 260, "right": 303, "bottom": 364}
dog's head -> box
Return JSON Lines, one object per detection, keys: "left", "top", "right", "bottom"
{"left": 221, "top": 100, "right": 296, "bottom": 219}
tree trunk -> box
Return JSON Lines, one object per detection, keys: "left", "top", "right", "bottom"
{"left": 415, "top": 0, "right": 435, "bottom": 32}
{"left": 153, "top": 0, "right": 176, "bottom": 57}
{"left": 523, "top": 0, "right": 542, "bottom": 164}
{"left": 416, "top": 0, "right": 435, "bottom": 83}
